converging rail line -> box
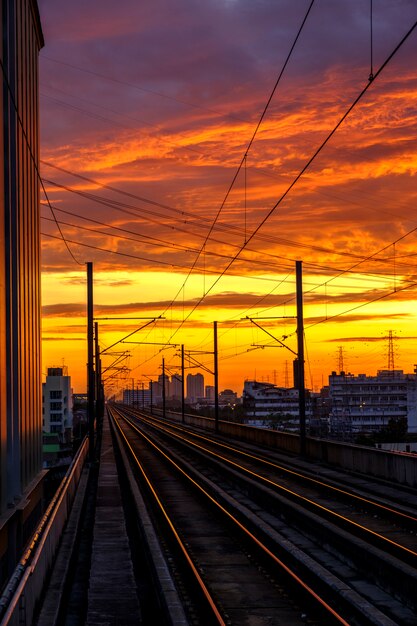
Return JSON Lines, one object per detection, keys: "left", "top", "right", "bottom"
{"left": 123, "top": 406, "right": 417, "bottom": 559}
{"left": 20, "top": 405, "right": 416, "bottom": 625}
{"left": 109, "top": 403, "right": 417, "bottom": 625}
{"left": 109, "top": 405, "right": 346, "bottom": 625}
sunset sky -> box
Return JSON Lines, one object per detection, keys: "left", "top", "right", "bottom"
{"left": 37, "top": 0, "right": 417, "bottom": 396}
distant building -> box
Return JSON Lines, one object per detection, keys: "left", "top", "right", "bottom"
{"left": 42, "top": 367, "right": 73, "bottom": 441}
{"left": 42, "top": 433, "right": 72, "bottom": 469}
{"left": 218, "top": 389, "right": 239, "bottom": 406}
{"left": 123, "top": 387, "right": 151, "bottom": 407}
{"left": 154, "top": 373, "right": 170, "bottom": 400}
{"left": 242, "top": 380, "right": 311, "bottom": 430}
{"left": 205, "top": 385, "right": 215, "bottom": 400}
{"left": 73, "top": 393, "right": 88, "bottom": 405}
{"left": 186, "top": 373, "right": 204, "bottom": 403}
{"left": 329, "top": 369, "right": 417, "bottom": 435}
{"left": 170, "top": 374, "right": 182, "bottom": 400}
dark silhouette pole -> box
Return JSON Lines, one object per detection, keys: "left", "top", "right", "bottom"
{"left": 87, "top": 262, "right": 95, "bottom": 461}
{"left": 296, "top": 260, "right": 306, "bottom": 456}
{"left": 214, "top": 321, "right": 219, "bottom": 433}
{"left": 181, "top": 344, "right": 185, "bottom": 423}
{"left": 162, "top": 358, "right": 166, "bottom": 418}
{"left": 94, "top": 321, "right": 104, "bottom": 422}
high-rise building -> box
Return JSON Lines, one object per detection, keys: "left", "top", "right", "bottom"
{"left": 170, "top": 374, "right": 182, "bottom": 400}
{"left": 42, "top": 367, "right": 73, "bottom": 441}
{"left": 0, "top": 0, "right": 44, "bottom": 514}
{"left": 186, "top": 373, "right": 204, "bottom": 404}
{"left": 155, "top": 373, "right": 170, "bottom": 400}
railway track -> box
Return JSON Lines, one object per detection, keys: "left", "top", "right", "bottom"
{"left": 109, "top": 404, "right": 417, "bottom": 625}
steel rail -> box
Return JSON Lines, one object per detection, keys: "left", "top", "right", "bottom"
{"left": 130, "top": 408, "right": 417, "bottom": 525}
{"left": 122, "top": 407, "right": 417, "bottom": 561}
{"left": 108, "top": 406, "right": 226, "bottom": 626}
{"left": 114, "top": 406, "right": 349, "bottom": 626}
{"left": 136, "top": 407, "right": 417, "bottom": 520}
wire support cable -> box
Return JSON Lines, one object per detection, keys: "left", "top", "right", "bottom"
{"left": 41, "top": 167, "right": 410, "bottom": 273}
{"left": 155, "top": 0, "right": 316, "bottom": 321}
{"left": 0, "top": 58, "right": 82, "bottom": 265}
{"left": 160, "top": 18, "right": 417, "bottom": 348}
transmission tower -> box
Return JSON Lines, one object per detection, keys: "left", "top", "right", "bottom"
{"left": 284, "top": 360, "right": 289, "bottom": 388}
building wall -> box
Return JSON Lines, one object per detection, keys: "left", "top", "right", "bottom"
{"left": 243, "top": 380, "right": 311, "bottom": 425}
{"left": 42, "top": 368, "right": 73, "bottom": 439}
{"left": 0, "top": 0, "right": 43, "bottom": 512}
{"left": 123, "top": 387, "right": 151, "bottom": 407}
{"left": 186, "top": 373, "right": 204, "bottom": 403}
{"left": 170, "top": 374, "right": 182, "bottom": 399}
{"left": 329, "top": 369, "right": 417, "bottom": 435}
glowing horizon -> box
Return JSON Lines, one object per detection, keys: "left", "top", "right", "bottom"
{"left": 38, "top": 0, "right": 417, "bottom": 395}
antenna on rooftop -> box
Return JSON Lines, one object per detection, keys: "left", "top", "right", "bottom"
{"left": 387, "top": 330, "right": 395, "bottom": 371}
{"left": 338, "top": 346, "right": 345, "bottom": 373}
{"left": 284, "top": 360, "right": 289, "bottom": 388}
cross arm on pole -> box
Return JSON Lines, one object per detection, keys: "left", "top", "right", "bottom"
{"left": 246, "top": 317, "right": 297, "bottom": 356}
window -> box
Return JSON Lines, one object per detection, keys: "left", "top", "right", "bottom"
{"left": 50, "top": 390, "right": 62, "bottom": 399}
{"left": 50, "top": 402, "right": 62, "bottom": 411}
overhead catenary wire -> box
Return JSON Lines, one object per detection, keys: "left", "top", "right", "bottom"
{"left": 41, "top": 210, "right": 408, "bottom": 282}
{"left": 41, "top": 164, "right": 417, "bottom": 275}
{"left": 43, "top": 166, "right": 398, "bottom": 268}
{"left": 41, "top": 54, "right": 250, "bottom": 124}
{"left": 40, "top": 9, "right": 416, "bottom": 382}
{"left": 0, "top": 58, "right": 83, "bottom": 265}
{"left": 153, "top": 0, "right": 317, "bottom": 321}
{"left": 159, "top": 18, "right": 417, "bottom": 348}
{"left": 40, "top": 90, "right": 205, "bottom": 156}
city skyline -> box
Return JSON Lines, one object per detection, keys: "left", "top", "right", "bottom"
{"left": 38, "top": 1, "right": 417, "bottom": 394}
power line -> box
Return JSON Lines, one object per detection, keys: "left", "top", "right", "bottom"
{"left": 160, "top": 18, "right": 417, "bottom": 346}
{"left": 156, "top": 0, "right": 317, "bottom": 322}
{"left": 0, "top": 59, "right": 82, "bottom": 265}
{"left": 41, "top": 232, "right": 196, "bottom": 269}
{"left": 41, "top": 163, "right": 413, "bottom": 274}
{"left": 41, "top": 55, "right": 249, "bottom": 124}
{"left": 43, "top": 207, "right": 405, "bottom": 283}
{"left": 40, "top": 90, "right": 205, "bottom": 156}
{"left": 40, "top": 210, "right": 298, "bottom": 273}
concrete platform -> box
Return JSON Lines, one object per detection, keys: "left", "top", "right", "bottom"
{"left": 86, "top": 415, "right": 141, "bottom": 626}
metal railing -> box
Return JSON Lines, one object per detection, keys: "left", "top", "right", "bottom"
{"left": 0, "top": 437, "right": 89, "bottom": 626}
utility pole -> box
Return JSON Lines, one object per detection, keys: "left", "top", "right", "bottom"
{"left": 95, "top": 321, "right": 103, "bottom": 422}
{"left": 142, "top": 382, "right": 145, "bottom": 410}
{"left": 181, "top": 344, "right": 185, "bottom": 424}
{"left": 214, "top": 321, "right": 219, "bottom": 433}
{"left": 150, "top": 380, "right": 153, "bottom": 414}
{"left": 296, "top": 261, "right": 306, "bottom": 456}
{"left": 162, "top": 358, "right": 166, "bottom": 419}
{"left": 87, "top": 262, "right": 95, "bottom": 462}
